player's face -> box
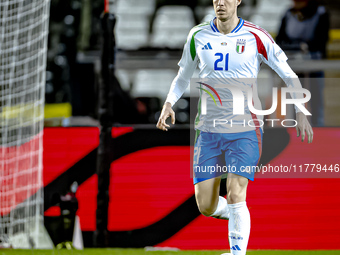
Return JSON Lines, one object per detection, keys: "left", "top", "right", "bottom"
{"left": 213, "top": 0, "right": 241, "bottom": 22}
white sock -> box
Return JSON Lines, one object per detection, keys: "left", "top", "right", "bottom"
{"left": 210, "top": 196, "right": 230, "bottom": 220}
{"left": 228, "top": 202, "right": 250, "bottom": 255}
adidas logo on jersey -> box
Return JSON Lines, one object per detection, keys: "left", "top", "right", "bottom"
{"left": 231, "top": 245, "right": 241, "bottom": 251}
{"left": 202, "top": 43, "right": 212, "bottom": 50}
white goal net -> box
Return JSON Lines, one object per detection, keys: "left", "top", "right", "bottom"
{"left": 0, "top": 0, "right": 52, "bottom": 249}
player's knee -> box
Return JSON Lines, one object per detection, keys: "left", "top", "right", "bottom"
{"left": 198, "top": 204, "right": 215, "bottom": 216}
{"left": 196, "top": 200, "right": 216, "bottom": 216}
{"left": 227, "top": 190, "right": 244, "bottom": 204}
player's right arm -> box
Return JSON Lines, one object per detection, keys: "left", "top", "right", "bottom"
{"left": 156, "top": 28, "right": 200, "bottom": 131}
{"left": 156, "top": 102, "right": 175, "bottom": 131}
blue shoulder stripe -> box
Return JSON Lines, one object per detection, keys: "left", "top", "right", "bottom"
{"left": 211, "top": 17, "right": 220, "bottom": 33}
{"left": 231, "top": 17, "right": 244, "bottom": 33}
{"left": 210, "top": 19, "right": 217, "bottom": 32}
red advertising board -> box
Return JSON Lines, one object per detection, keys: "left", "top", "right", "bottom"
{"left": 42, "top": 127, "right": 340, "bottom": 249}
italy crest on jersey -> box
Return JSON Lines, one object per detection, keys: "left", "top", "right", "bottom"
{"left": 236, "top": 39, "right": 246, "bottom": 54}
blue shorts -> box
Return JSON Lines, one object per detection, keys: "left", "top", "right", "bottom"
{"left": 193, "top": 130, "right": 263, "bottom": 184}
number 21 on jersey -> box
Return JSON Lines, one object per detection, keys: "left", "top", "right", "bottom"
{"left": 214, "top": 53, "right": 229, "bottom": 71}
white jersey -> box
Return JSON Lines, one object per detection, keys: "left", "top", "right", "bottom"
{"left": 166, "top": 17, "right": 303, "bottom": 133}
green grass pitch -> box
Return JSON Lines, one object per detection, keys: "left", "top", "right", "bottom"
{"left": 1, "top": 249, "right": 340, "bottom": 255}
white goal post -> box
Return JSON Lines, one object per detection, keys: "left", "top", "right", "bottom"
{"left": 0, "top": 0, "right": 52, "bottom": 249}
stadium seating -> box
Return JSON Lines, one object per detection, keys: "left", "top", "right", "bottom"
{"left": 201, "top": 6, "right": 216, "bottom": 23}
{"left": 115, "top": 69, "right": 134, "bottom": 91}
{"left": 150, "top": 6, "right": 195, "bottom": 48}
{"left": 116, "top": 0, "right": 156, "bottom": 15}
{"left": 249, "top": 0, "right": 292, "bottom": 34}
{"left": 131, "top": 69, "right": 177, "bottom": 101}
{"left": 115, "top": 0, "right": 155, "bottom": 49}
{"left": 115, "top": 13, "right": 150, "bottom": 49}
{"left": 119, "top": 67, "right": 199, "bottom": 100}
{"left": 116, "top": 29, "right": 149, "bottom": 50}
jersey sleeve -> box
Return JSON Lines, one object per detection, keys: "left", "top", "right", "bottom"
{"left": 259, "top": 34, "right": 289, "bottom": 70}
{"left": 258, "top": 33, "right": 305, "bottom": 113}
{"left": 165, "top": 29, "right": 200, "bottom": 106}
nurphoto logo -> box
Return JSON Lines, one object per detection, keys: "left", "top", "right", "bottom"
{"left": 199, "top": 82, "right": 311, "bottom": 116}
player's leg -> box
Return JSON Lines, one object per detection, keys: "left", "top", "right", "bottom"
{"left": 224, "top": 130, "right": 262, "bottom": 255}
{"left": 194, "top": 131, "right": 230, "bottom": 219}
{"left": 226, "top": 173, "right": 250, "bottom": 255}
{"left": 194, "top": 176, "right": 229, "bottom": 219}
{"left": 227, "top": 173, "right": 248, "bottom": 204}
{"left": 195, "top": 177, "right": 221, "bottom": 216}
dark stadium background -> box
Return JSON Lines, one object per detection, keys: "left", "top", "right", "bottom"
{"left": 41, "top": 0, "right": 340, "bottom": 250}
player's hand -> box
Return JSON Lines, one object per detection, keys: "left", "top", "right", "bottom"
{"left": 296, "top": 112, "right": 313, "bottom": 143}
{"left": 156, "top": 102, "right": 175, "bottom": 131}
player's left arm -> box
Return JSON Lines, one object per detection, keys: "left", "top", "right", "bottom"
{"left": 273, "top": 62, "right": 313, "bottom": 143}
{"left": 296, "top": 111, "right": 313, "bottom": 143}
{"left": 262, "top": 38, "right": 313, "bottom": 143}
